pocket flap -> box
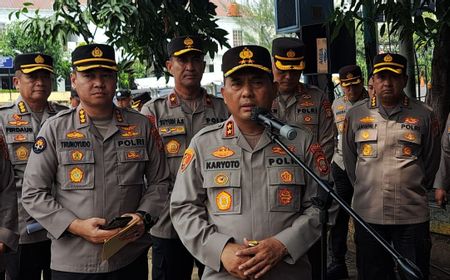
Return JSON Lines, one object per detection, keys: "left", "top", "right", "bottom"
{"left": 355, "top": 129, "right": 378, "bottom": 142}
{"left": 204, "top": 171, "right": 240, "bottom": 188}
{"left": 268, "top": 167, "right": 305, "bottom": 185}
{"left": 5, "top": 133, "right": 34, "bottom": 144}
{"left": 60, "top": 150, "right": 95, "bottom": 165}
{"left": 399, "top": 131, "right": 421, "bottom": 145}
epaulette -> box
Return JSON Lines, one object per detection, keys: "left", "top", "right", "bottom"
{"left": 195, "top": 122, "right": 224, "bottom": 137}
{"left": 0, "top": 103, "right": 14, "bottom": 110}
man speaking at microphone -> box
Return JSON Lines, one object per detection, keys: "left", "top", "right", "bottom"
{"left": 170, "top": 45, "right": 331, "bottom": 279}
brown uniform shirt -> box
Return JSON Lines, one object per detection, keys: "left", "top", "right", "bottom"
{"left": 0, "top": 96, "right": 67, "bottom": 244}
{"left": 343, "top": 95, "right": 440, "bottom": 225}
{"left": 171, "top": 116, "right": 332, "bottom": 279}
{"left": 21, "top": 106, "right": 170, "bottom": 273}
{"left": 433, "top": 113, "right": 450, "bottom": 190}
{"left": 141, "top": 90, "right": 229, "bottom": 239}
{"left": 0, "top": 128, "right": 18, "bottom": 254}
{"left": 272, "top": 83, "right": 334, "bottom": 163}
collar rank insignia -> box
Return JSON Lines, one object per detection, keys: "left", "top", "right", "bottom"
{"left": 18, "top": 101, "right": 28, "bottom": 113}
{"left": 370, "top": 95, "right": 377, "bottom": 108}
{"left": 9, "top": 114, "right": 29, "bottom": 126}
{"left": 216, "top": 191, "right": 232, "bottom": 211}
{"left": 66, "top": 131, "right": 85, "bottom": 139}
{"left": 403, "top": 96, "right": 409, "bottom": 107}
{"left": 212, "top": 146, "right": 235, "bottom": 158}
{"left": 168, "top": 93, "right": 180, "bottom": 108}
{"left": 79, "top": 109, "right": 87, "bottom": 124}
{"left": 225, "top": 120, "right": 235, "bottom": 137}
{"left": 239, "top": 47, "right": 254, "bottom": 65}
{"left": 115, "top": 109, "right": 124, "bottom": 122}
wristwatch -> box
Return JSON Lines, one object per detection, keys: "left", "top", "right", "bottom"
{"left": 136, "top": 211, "right": 157, "bottom": 232}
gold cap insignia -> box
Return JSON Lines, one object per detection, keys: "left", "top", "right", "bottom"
{"left": 212, "top": 146, "right": 235, "bottom": 158}
{"left": 384, "top": 54, "right": 393, "bottom": 62}
{"left": 286, "top": 50, "right": 296, "bottom": 58}
{"left": 216, "top": 191, "right": 232, "bottom": 211}
{"left": 346, "top": 73, "right": 354, "bottom": 79}
{"left": 92, "top": 47, "right": 103, "bottom": 58}
{"left": 239, "top": 47, "right": 254, "bottom": 65}
{"left": 184, "top": 37, "right": 194, "bottom": 48}
{"left": 278, "top": 188, "right": 293, "bottom": 205}
{"left": 35, "top": 55, "right": 45, "bottom": 64}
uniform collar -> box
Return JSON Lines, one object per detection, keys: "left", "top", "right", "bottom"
{"left": 166, "top": 88, "right": 213, "bottom": 109}
{"left": 74, "top": 105, "right": 129, "bottom": 130}
{"left": 369, "top": 93, "right": 411, "bottom": 110}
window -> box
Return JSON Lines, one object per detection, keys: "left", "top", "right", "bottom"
{"left": 232, "top": 30, "right": 243, "bottom": 47}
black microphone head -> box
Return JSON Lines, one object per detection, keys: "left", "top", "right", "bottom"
{"left": 250, "top": 107, "right": 268, "bottom": 121}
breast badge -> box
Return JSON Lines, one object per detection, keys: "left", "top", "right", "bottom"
{"left": 33, "top": 136, "right": 47, "bottom": 154}
{"left": 278, "top": 188, "right": 293, "bottom": 206}
{"left": 180, "top": 148, "right": 195, "bottom": 172}
{"left": 280, "top": 170, "right": 293, "bottom": 183}
{"left": 216, "top": 191, "right": 232, "bottom": 211}
{"left": 69, "top": 167, "right": 84, "bottom": 183}
{"left": 212, "top": 146, "right": 235, "bottom": 158}
{"left": 402, "top": 146, "right": 412, "bottom": 156}
{"left": 126, "top": 151, "right": 141, "bottom": 159}
{"left": 8, "top": 114, "right": 29, "bottom": 126}
{"left": 361, "top": 130, "right": 370, "bottom": 140}
{"left": 404, "top": 132, "right": 416, "bottom": 141}
{"left": 214, "top": 173, "right": 229, "bottom": 186}
{"left": 120, "top": 125, "right": 139, "bottom": 137}
{"left": 66, "top": 131, "right": 85, "bottom": 139}
{"left": 303, "top": 115, "right": 312, "bottom": 123}
{"left": 14, "top": 134, "right": 27, "bottom": 142}
{"left": 166, "top": 139, "right": 181, "bottom": 154}
{"left": 15, "top": 146, "right": 29, "bottom": 161}
{"left": 359, "top": 116, "right": 375, "bottom": 124}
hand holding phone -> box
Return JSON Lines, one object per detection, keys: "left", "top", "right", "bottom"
{"left": 100, "top": 216, "right": 132, "bottom": 230}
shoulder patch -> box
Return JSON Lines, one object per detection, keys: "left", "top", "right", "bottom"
{"left": 309, "top": 143, "right": 330, "bottom": 175}
{"left": 33, "top": 136, "right": 47, "bottom": 154}
{"left": 180, "top": 148, "right": 195, "bottom": 172}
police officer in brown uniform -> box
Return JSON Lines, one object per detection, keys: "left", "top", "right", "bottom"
{"left": 140, "top": 35, "right": 228, "bottom": 280}
{"left": 0, "top": 53, "right": 68, "bottom": 280}
{"left": 21, "top": 44, "right": 170, "bottom": 280}
{"left": 343, "top": 53, "right": 440, "bottom": 279}
{"left": 434, "top": 113, "right": 450, "bottom": 207}
{"left": 271, "top": 37, "right": 334, "bottom": 162}
{"left": 0, "top": 129, "right": 18, "bottom": 276}
{"left": 328, "top": 65, "right": 368, "bottom": 279}
{"left": 171, "top": 45, "right": 332, "bottom": 280}
{"left": 271, "top": 37, "right": 334, "bottom": 279}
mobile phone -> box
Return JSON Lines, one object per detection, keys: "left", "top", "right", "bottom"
{"left": 100, "top": 216, "right": 132, "bottom": 230}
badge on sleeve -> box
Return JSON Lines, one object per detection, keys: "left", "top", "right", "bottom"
{"left": 180, "top": 148, "right": 195, "bottom": 172}
{"left": 33, "top": 136, "right": 47, "bottom": 154}
{"left": 309, "top": 143, "right": 330, "bottom": 175}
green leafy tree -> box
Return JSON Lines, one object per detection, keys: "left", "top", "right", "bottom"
{"left": 236, "top": 0, "right": 280, "bottom": 51}
{"left": 0, "top": 21, "right": 71, "bottom": 79}
{"left": 14, "top": 0, "right": 230, "bottom": 78}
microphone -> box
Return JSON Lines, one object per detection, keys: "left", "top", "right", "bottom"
{"left": 250, "top": 107, "right": 297, "bottom": 140}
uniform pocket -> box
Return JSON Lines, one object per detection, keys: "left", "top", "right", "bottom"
{"left": 159, "top": 125, "right": 187, "bottom": 158}
{"left": 203, "top": 170, "right": 241, "bottom": 215}
{"left": 59, "top": 150, "right": 95, "bottom": 190}
{"left": 117, "top": 148, "right": 149, "bottom": 185}
{"left": 355, "top": 129, "right": 378, "bottom": 158}
{"left": 267, "top": 167, "right": 304, "bottom": 212}
{"left": 396, "top": 131, "right": 421, "bottom": 160}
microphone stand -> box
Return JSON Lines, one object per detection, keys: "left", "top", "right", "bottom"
{"left": 267, "top": 131, "right": 423, "bottom": 280}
